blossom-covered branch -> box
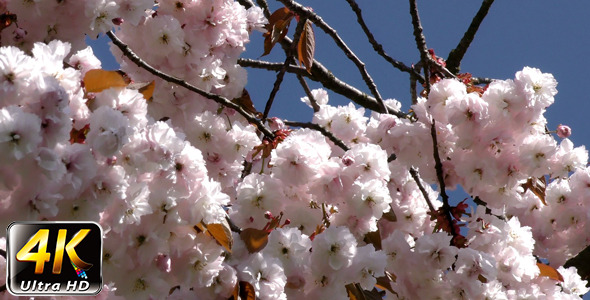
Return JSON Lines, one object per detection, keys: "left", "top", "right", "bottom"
{"left": 106, "top": 31, "right": 275, "bottom": 139}
{"left": 283, "top": 121, "right": 350, "bottom": 152}
{"left": 409, "top": 167, "right": 436, "bottom": 212}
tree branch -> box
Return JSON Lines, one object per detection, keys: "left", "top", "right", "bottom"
{"left": 297, "top": 74, "right": 320, "bottom": 112}
{"left": 262, "top": 18, "right": 307, "bottom": 121}
{"left": 446, "top": 0, "right": 495, "bottom": 74}
{"left": 430, "top": 120, "right": 459, "bottom": 244}
{"left": 409, "top": 167, "right": 436, "bottom": 212}
{"left": 106, "top": 31, "right": 275, "bottom": 139}
{"left": 344, "top": 0, "right": 425, "bottom": 84}
{"left": 238, "top": 58, "right": 407, "bottom": 118}
{"left": 283, "top": 121, "right": 350, "bottom": 152}
{"left": 277, "top": 0, "right": 388, "bottom": 114}
{"left": 409, "top": 0, "right": 431, "bottom": 92}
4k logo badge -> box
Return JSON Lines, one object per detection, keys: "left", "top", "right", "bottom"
{"left": 6, "top": 222, "right": 103, "bottom": 296}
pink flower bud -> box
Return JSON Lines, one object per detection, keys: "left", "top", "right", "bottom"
{"left": 112, "top": 18, "right": 124, "bottom": 26}
{"left": 557, "top": 124, "right": 571, "bottom": 138}
{"left": 342, "top": 155, "right": 355, "bottom": 166}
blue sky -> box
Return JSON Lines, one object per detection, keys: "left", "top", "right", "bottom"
{"left": 88, "top": 2, "right": 590, "bottom": 296}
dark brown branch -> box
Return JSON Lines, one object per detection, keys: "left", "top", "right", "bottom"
{"left": 106, "top": 31, "right": 275, "bottom": 139}
{"left": 297, "top": 74, "right": 320, "bottom": 112}
{"left": 409, "top": 0, "right": 431, "bottom": 92}
{"left": 262, "top": 56, "right": 293, "bottom": 122}
{"left": 409, "top": 167, "right": 436, "bottom": 212}
{"left": 430, "top": 121, "right": 459, "bottom": 243}
{"left": 277, "top": 0, "right": 388, "bottom": 114}
{"left": 283, "top": 121, "right": 350, "bottom": 152}
{"left": 262, "top": 57, "right": 291, "bottom": 121}
{"left": 344, "top": 0, "right": 424, "bottom": 84}
{"left": 410, "top": 72, "right": 418, "bottom": 105}
{"left": 238, "top": 58, "right": 407, "bottom": 118}
{"left": 446, "top": 0, "right": 495, "bottom": 74}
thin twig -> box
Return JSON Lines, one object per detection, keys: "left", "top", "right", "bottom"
{"left": 278, "top": 0, "right": 388, "bottom": 114}
{"left": 262, "top": 18, "right": 307, "bottom": 121}
{"left": 106, "top": 31, "right": 275, "bottom": 139}
{"left": 283, "top": 121, "right": 350, "bottom": 152}
{"left": 297, "top": 74, "right": 320, "bottom": 112}
{"left": 409, "top": 167, "right": 435, "bottom": 212}
{"left": 410, "top": 72, "right": 418, "bottom": 105}
{"left": 430, "top": 120, "right": 459, "bottom": 242}
{"left": 262, "top": 57, "right": 291, "bottom": 120}
{"left": 344, "top": 0, "right": 425, "bottom": 84}
{"left": 446, "top": 0, "right": 495, "bottom": 74}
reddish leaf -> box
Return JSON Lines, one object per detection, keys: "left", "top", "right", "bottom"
{"left": 239, "top": 281, "right": 256, "bottom": 300}
{"left": 199, "top": 220, "right": 233, "bottom": 253}
{"left": 83, "top": 69, "right": 128, "bottom": 93}
{"left": 262, "top": 7, "right": 294, "bottom": 56}
{"left": 297, "top": 19, "right": 315, "bottom": 73}
{"left": 240, "top": 228, "right": 269, "bottom": 253}
{"left": 522, "top": 176, "right": 547, "bottom": 205}
{"left": 537, "top": 262, "right": 564, "bottom": 282}
{"left": 232, "top": 89, "right": 262, "bottom": 118}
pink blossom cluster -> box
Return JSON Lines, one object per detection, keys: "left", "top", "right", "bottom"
{"left": 111, "top": 0, "right": 266, "bottom": 196}
{"left": 0, "top": 0, "right": 589, "bottom": 299}
{"left": 0, "top": 0, "right": 154, "bottom": 51}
